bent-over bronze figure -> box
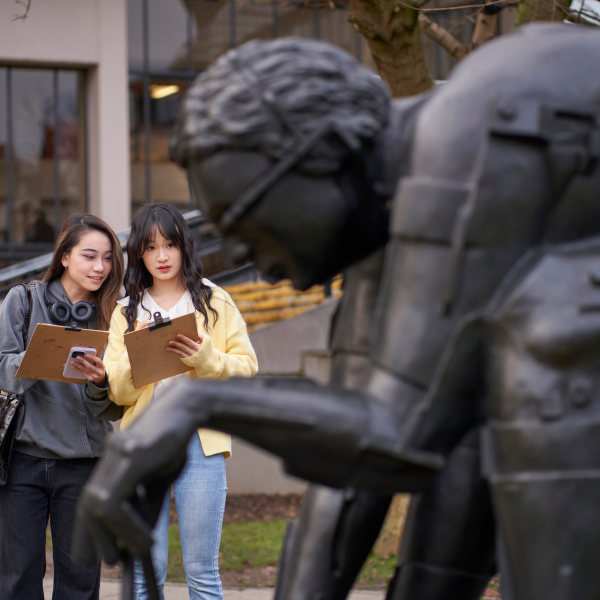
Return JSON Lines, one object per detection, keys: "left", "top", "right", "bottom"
{"left": 74, "top": 24, "right": 600, "bottom": 600}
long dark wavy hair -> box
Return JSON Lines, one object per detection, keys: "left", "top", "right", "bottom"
{"left": 41, "top": 213, "right": 125, "bottom": 331}
{"left": 124, "top": 202, "right": 218, "bottom": 332}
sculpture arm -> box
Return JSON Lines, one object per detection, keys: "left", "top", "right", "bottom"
{"left": 74, "top": 376, "right": 443, "bottom": 565}
{"left": 116, "top": 376, "right": 442, "bottom": 492}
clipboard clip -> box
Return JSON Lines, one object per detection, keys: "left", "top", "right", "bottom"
{"left": 65, "top": 320, "right": 81, "bottom": 332}
{"left": 148, "top": 312, "right": 171, "bottom": 332}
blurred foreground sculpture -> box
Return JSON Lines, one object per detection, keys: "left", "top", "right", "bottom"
{"left": 75, "top": 25, "right": 600, "bottom": 600}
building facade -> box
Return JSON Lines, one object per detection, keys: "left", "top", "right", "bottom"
{"left": 0, "top": 0, "right": 130, "bottom": 259}
{"left": 0, "top": 0, "right": 478, "bottom": 265}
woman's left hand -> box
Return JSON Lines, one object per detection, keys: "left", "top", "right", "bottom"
{"left": 167, "top": 333, "right": 204, "bottom": 359}
{"left": 71, "top": 354, "right": 107, "bottom": 387}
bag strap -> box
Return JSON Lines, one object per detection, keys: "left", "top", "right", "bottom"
{"left": 19, "top": 284, "right": 33, "bottom": 350}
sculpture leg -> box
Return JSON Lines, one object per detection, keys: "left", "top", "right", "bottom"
{"left": 492, "top": 474, "right": 600, "bottom": 599}
{"left": 389, "top": 428, "right": 496, "bottom": 600}
{"left": 487, "top": 422, "right": 600, "bottom": 600}
{"left": 276, "top": 484, "right": 392, "bottom": 600}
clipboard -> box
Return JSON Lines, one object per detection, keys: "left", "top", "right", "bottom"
{"left": 124, "top": 311, "right": 199, "bottom": 389}
{"left": 16, "top": 323, "right": 109, "bottom": 384}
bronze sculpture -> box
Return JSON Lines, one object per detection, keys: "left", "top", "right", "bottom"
{"left": 74, "top": 25, "right": 600, "bottom": 600}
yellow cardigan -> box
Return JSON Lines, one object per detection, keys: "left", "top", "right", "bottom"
{"left": 104, "top": 287, "right": 258, "bottom": 458}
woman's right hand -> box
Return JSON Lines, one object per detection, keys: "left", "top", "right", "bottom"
{"left": 135, "top": 319, "right": 153, "bottom": 331}
{"left": 71, "top": 354, "right": 108, "bottom": 387}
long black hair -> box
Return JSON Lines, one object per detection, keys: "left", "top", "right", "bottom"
{"left": 123, "top": 202, "right": 218, "bottom": 332}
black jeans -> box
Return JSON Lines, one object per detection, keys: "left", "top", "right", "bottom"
{"left": 0, "top": 450, "right": 101, "bottom": 600}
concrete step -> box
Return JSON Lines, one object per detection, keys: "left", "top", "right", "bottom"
{"left": 302, "top": 349, "right": 332, "bottom": 385}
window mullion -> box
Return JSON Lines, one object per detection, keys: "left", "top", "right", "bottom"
{"left": 53, "top": 69, "right": 61, "bottom": 239}
{"left": 142, "top": 0, "right": 152, "bottom": 204}
{"left": 6, "top": 68, "right": 14, "bottom": 247}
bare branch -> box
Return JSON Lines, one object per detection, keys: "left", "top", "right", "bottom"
{"left": 558, "top": 1, "right": 600, "bottom": 25}
{"left": 416, "top": 0, "right": 435, "bottom": 9}
{"left": 411, "top": 0, "right": 512, "bottom": 12}
{"left": 12, "top": 0, "right": 31, "bottom": 22}
{"left": 565, "top": 9, "right": 600, "bottom": 24}
{"left": 418, "top": 13, "right": 472, "bottom": 61}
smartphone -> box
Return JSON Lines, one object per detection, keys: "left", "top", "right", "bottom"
{"left": 63, "top": 347, "right": 97, "bottom": 379}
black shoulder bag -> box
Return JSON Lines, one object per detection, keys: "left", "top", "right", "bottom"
{"left": 0, "top": 284, "right": 33, "bottom": 485}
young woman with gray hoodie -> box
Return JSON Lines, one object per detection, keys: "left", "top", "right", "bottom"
{"left": 0, "top": 214, "right": 125, "bottom": 600}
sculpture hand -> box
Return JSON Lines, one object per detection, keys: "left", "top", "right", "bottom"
{"left": 72, "top": 384, "right": 193, "bottom": 565}
{"left": 73, "top": 372, "right": 447, "bottom": 572}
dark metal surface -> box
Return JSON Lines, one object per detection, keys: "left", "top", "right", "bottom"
{"left": 230, "top": 0, "right": 237, "bottom": 49}
{"left": 142, "top": 0, "right": 151, "bottom": 204}
{"left": 53, "top": 69, "right": 60, "bottom": 241}
{"left": 482, "top": 238, "right": 600, "bottom": 599}
{"left": 272, "top": 0, "right": 278, "bottom": 38}
{"left": 75, "top": 27, "right": 600, "bottom": 600}
{"left": 6, "top": 68, "right": 14, "bottom": 247}
{"left": 275, "top": 250, "right": 393, "bottom": 600}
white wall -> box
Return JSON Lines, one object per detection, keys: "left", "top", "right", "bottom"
{"left": 250, "top": 298, "right": 338, "bottom": 374}
{"left": 226, "top": 438, "right": 307, "bottom": 495}
{"left": 0, "top": 0, "right": 131, "bottom": 232}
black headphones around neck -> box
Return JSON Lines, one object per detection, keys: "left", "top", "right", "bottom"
{"left": 44, "top": 284, "right": 94, "bottom": 325}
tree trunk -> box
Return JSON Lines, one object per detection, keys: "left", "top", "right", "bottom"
{"left": 349, "top": 0, "right": 435, "bottom": 97}
{"left": 516, "top": 0, "right": 572, "bottom": 25}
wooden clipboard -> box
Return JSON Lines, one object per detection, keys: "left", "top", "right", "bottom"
{"left": 16, "top": 323, "right": 109, "bottom": 384}
{"left": 124, "top": 311, "right": 199, "bottom": 389}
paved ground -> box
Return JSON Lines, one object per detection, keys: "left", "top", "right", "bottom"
{"left": 43, "top": 576, "right": 386, "bottom": 600}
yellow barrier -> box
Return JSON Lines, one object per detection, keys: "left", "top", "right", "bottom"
{"left": 224, "top": 276, "right": 343, "bottom": 332}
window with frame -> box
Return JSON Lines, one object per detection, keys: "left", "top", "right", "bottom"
{"left": 0, "top": 67, "right": 86, "bottom": 265}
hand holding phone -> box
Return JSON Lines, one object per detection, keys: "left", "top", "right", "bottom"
{"left": 63, "top": 347, "right": 97, "bottom": 379}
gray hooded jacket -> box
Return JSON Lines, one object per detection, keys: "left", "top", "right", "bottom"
{"left": 0, "top": 279, "right": 122, "bottom": 459}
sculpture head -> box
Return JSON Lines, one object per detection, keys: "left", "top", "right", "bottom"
{"left": 170, "top": 38, "right": 397, "bottom": 290}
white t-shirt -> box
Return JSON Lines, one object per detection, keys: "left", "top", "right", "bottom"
{"left": 117, "top": 279, "right": 216, "bottom": 395}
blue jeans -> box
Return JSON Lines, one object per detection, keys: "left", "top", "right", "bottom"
{"left": 134, "top": 434, "right": 227, "bottom": 600}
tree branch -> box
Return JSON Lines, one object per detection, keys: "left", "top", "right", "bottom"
{"left": 565, "top": 10, "right": 600, "bottom": 25}
{"left": 418, "top": 13, "right": 472, "bottom": 61}
{"left": 415, "top": 0, "right": 434, "bottom": 9}
{"left": 559, "top": 2, "right": 600, "bottom": 26}
{"left": 12, "top": 0, "right": 31, "bottom": 22}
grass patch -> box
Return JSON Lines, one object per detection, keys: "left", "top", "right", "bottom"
{"left": 167, "top": 520, "right": 287, "bottom": 583}
{"left": 167, "top": 525, "right": 186, "bottom": 582}
{"left": 220, "top": 521, "right": 287, "bottom": 572}
{"left": 166, "top": 519, "right": 397, "bottom": 587}
{"left": 356, "top": 553, "right": 397, "bottom": 587}
{"left": 44, "top": 517, "right": 412, "bottom": 589}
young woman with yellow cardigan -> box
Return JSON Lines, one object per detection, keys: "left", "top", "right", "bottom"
{"left": 104, "top": 203, "right": 258, "bottom": 600}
